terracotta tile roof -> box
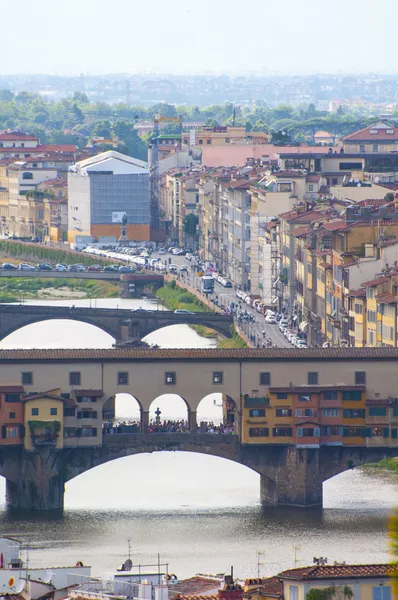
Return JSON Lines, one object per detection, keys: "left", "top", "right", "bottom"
{"left": 279, "top": 563, "right": 394, "bottom": 580}
{"left": 23, "top": 391, "right": 63, "bottom": 402}
{"left": 362, "top": 275, "right": 390, "bottom": 287}
{"left": 244, "top": 577, "right": 283, "bottom": 597}
{"left": 0, "top": 385, "right": 24, "bottom": 393}
{"left": 2, "top": 348, "right": 398, "bottom": 362}
{"left": 273, "top": 170, "right": 305, "bottom": 178}
{"left": 349, "top": 289, "right": 366, "bottom": 298}
{"left": 178, "top": 595, "right": 218, "bottom": 600}
{"left": 169, "top": 577, "right": 221, "bottom": 599}
{"left": 320, "top": 220, "right": 346, "bottom": 231}
{"left": 306, "top": 175, "right": 321, "bottom": 183}
{"left": 343, "top": 123, "right": 398, "bottom": 141}
{"left": 356, "top": 199, "right": 394, "bottom": 207}
{"left": 0, "top": 132, "right": 38, "bottom": 141}
{"left": 291, "top": 226, "right": 309, "bottom": 237}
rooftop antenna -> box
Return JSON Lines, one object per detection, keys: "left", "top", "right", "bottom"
{"left": 293, "top": 544, "right": 301, "bottom": 568}
{"left": 257, "top": 551, "right": 264, "bottom": 581}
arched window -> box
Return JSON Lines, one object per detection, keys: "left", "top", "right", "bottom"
{"left": 22, "top": 172, "right": 34, "bottom": 180}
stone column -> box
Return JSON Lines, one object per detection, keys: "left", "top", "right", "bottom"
{"left": 141, "top": 410, "right": 149, "bottom": 433}
{"left": 6, "top": 449, "right": 65, "bottom": 510}
{"left": 188, "top": 410, "right": 197, "bottom": 432}
{"left": 260, "top": 447, "right": 323, "bottom": 507}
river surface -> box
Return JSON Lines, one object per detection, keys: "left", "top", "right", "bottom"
{"left": 0, "top": 297, "right": 396, "bottom": 578}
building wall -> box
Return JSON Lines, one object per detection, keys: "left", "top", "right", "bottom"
{"left": 0, "top": 388, "right": 24, "bottom": 445}
{"left": 24, "top": 397, "right": 64, "bottom": 450}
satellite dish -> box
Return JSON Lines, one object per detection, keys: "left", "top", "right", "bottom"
{"left": 42, "top": 572, "right": 54, "bottom": 585}
{"left": 14, "top": 580, "right": 25, "bottom": 594}
{"left": 122, "top": 559, "right": 132, "bottom": 572}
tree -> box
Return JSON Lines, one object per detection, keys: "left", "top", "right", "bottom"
{"left": 306, "top": 586, "right": 353, "bottom": 600}
{"left": 390, "top": 509, "right": 398, "bottom": 594}
{"left": 73, "top": 91, "right": 89, "bottom": 104}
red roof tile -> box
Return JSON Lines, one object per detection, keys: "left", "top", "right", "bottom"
{"left": 279, "top": 563, "right": 394, "bottom": 580}
{"left": 343, "top": 123, "right": 398, "bottom": 141}
{"left": 0, "top": 132, "right": 38, "bottom": 141}
{"left": 244, "top": 577, "right": 283, "bottom": 598}
{"left": 320, "top": 220, "right": 346, "bottom": 231}
{"left": 169, "top": 577, "right": 221, "bottom": 599}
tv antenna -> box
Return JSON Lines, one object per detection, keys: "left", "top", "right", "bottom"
{"left": 257, "top": 551, "right": 264, "bottom": 580}
{"left": 293, "top": 544, "right": 301, "bottom": 568}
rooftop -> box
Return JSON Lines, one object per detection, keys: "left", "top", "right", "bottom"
{"left": 2, "top": 348, "right": 398, "bottom": 362}
{"left": 169, "top": 577, "right": 221, "bottom": 599}
{"left": 343, "top": 122, "right": 398, "bottom": 142}
{"left": 279, "top": 563, "right": 394, "bottom": 580}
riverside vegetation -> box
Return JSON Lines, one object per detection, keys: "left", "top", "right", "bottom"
{"left": 156, "top": 281, "right": 247, "bottom": 348}
{"left": 0, "top": 277, "right": 119, "bottom": 302}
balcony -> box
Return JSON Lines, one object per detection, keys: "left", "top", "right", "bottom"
{"left": 244, "top": 396, "right": 270, "bottom": 407}
{"left": 31, "top": 433, "right": 58, "bottom": 446}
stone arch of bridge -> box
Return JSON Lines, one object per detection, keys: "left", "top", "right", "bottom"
{"left": 138, "top": 320, "right": 231, "bottom": 339}
{"left": 0, "top": 315, "right": 119, "bottom": 342}
{"left": 64, "top": 440, "right": 244, "bottom": 484}
{"left": 195, "top": 393, "right": 238, "bottom": 430}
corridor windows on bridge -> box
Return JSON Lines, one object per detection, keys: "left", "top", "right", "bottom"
{"left": 117, "top": 372, "right": 129, "bottom": 386}
{"left": 21, "top": 371, "right": 33, "bottom": 385}
{"left": 212, "top": 371, "right": 223, "bottom": 384}
{"left": 69, "top": 371, "right": 81, "bottom": 386}
{"left": 148, "top": 394, "right": 189, "bottom": 432}
{"left": 259, "top": 372, "right": 271, "bottom": 386}
{"left": 355, "top": 371, "right": 366, "bottom": 384}
{"left": 165, "top": 372, "right": 176, "bottom": 385}
{"left": 196, "top": 393, "right": 237, "bottom": 433}
{"left": 307, "top": 372, "right": 319, "bottom": 385}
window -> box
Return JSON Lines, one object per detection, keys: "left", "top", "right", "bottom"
{"left": 299, "top": 394, "right": 311, "bottom": 402}
{"left": 339, "top": 162, "right": 363, "bottom": 170}
{"left": 297, "top": 427, "right": 320, "bottom": 437}
{"left": 276, "top": 392, "right": 288, "bottom": 399}
{"left": 31, "top": 408, "right": 39, "bottom": 416}
{"left": 260, "top": 372, "right": 271, "bottom": 385}
{"left": 343, "top": 408, "right": 365, "bottom": 418}
{"left": 372, "top": 586, "right": 391, "bottom": 600}
{"left": 322, "top": 408, "right": 339, "bottom": 417}
{"left": 21, "top": 372, "right": 33, "bottom": 385}
{"left": 393, "top": 407, "right": 398, "bottom": 417}
{"left": 342, "top": 390, "right": 362, "bottom": 401}
{"left": 373, "top": 144, "right": 379, "bottom": 152}
{"left": 9, "top": 412, "right": 16, "bottom": 419}
{"left": 369, "top": 406, "right": 387, "bottom": 417}
{"left": 276, "top": 408, "right": 292, "bottom": 417}
{"left": 225, "top": 138, "right": 230, "bottom": 143}
{"left": 273, "top": 427, "right": 293, "bottom": 437}
{"left": 308, "top": 184, "right": 313, "bottom": 191}
{"left": 323, "top": 391, "right": 337, "bottom": 400}
{"left": 22, "top": 172, "right": 33, "bottom": 180}
{"left": 5, "top": 426, "right": 19, "bottom": 438}
{"left": 69, "top": 372, "right": 81, "bottom": 386}
{"left": 5, "top": 393, "right": 20, "bottom": 403}
{"left": 50, "top": 407, "right": 57, "bottom": 416}
{"left": 64, "top": 407, "right": 75, "bottom": 417}
{"left": 296, "top": 408, "right": 314, "bottom": 417}
{"left": 322, "top": 425, "right": 343, "bottom": 436}
{"left": 249, "top": 409, "right": 266, "bottom": 417}
{"left": 355, "top": 371, "right": 366, "bottom": 384}
{"left": 81, "top": 427, "right": 98, "bottom": 437}
{"left": 206, "top": 139, "right": 211, "bottom": 144}
{"left": 77, "top": 409, "right": 98, "bottom": 419}
{"left": 118, "top": 372, "right": 129, "bottom": 385}
{"left": 290, "top": 587, "right": 298, "bottom": 600}
{"left": 64, "top": 427, "right": 77, "bottom": 438}
{"left": 359, "top": 144, "right": 366, "bottom": 153}
{"left": 165, "top": 372, "right": 176, "bottom": 385}
{"left": 355, "top": 303, "right": 363, "bottom": 315}
{"left": 199, "top": 139, "right": 203, "bottom": 145}
{"left": 77, "top": 395, "right": 97, "bottom": 403}
{"left": 308, "top": 372, "right": 318, "bottom": 385}
{"left": 249, "top": 428, "right": 269, "bottom": 437}
{"left": 213, "top": 371, "right": 223, "bottom": 384}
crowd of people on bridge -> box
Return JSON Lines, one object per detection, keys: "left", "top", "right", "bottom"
{"left": 102, "top": 419, "right": 236, "bottom": 434}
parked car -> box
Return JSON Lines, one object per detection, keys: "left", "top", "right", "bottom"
{"left": 296, "top": 340, "right": 308, "bottom": 348}
{"left": 264, "top": 315, "right": 277, "bottom": 324}
{"left": 179, "top": 265, "right": 188, "bottom": 273}
{"left": 37, "top": 263, "right": 53, "bottom": 271}
{"left": 2, "top": 262, "right": 17, "bottom": 270}
{"left": 88, "top": 264, "right": 102, "bottom": 272}
{"left": 174, "top": 309, "right": 195, "bottom": 314}
{"left": 119, "top": 266, "right": 133, "bottom": 273}
{"left": 18, "top": 263, "right": 36, "bottom": 271}
{"left": 169, "top": 264, "right": 178, "bottom": 273}
{"left": 55, "top": 264, "right": 67, "bottom": 272}
{"left": 279, "top": 318, "right": 289, "bottom": 330}
{"left": 104, "top": 265, "right": 119, "bottom": 272}
{"left": 158, "top": 248, "right": 166, "bottom": 255}
{"left": 223, "top": 279, "right": 232, "bottom": 288}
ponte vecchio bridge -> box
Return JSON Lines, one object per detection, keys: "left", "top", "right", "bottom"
{"left": 0, "top": 348, "right": 397, "bottom": 511}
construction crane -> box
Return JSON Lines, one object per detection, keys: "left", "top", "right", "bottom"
{"left": 149, "top": 116, "right": 182, "bottom": 231}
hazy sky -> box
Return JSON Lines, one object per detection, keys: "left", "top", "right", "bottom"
{"left": 2, "top": 0, "right": 397, "bottom": 76}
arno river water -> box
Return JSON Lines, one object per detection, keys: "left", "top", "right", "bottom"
{"left": 0, "top": 297, "right": 396, "bottom": 578}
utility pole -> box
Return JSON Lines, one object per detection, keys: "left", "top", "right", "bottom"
{"left": 257, "top": 551, "right": 264, "bottom": 580}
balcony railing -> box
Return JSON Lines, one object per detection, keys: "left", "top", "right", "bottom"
{"left": 31, "top": 433, "right": 58, "bottom": 446}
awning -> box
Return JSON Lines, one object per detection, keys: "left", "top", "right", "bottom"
{"left": 299, "top": 321, "right": 308, "bottom": 332}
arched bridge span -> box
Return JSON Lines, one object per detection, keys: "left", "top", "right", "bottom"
{"left": 1, "top": 435, "right": 397, "bottom": 511}
{"left": 0, "top": 305, "right": 233, "bottom": 342}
